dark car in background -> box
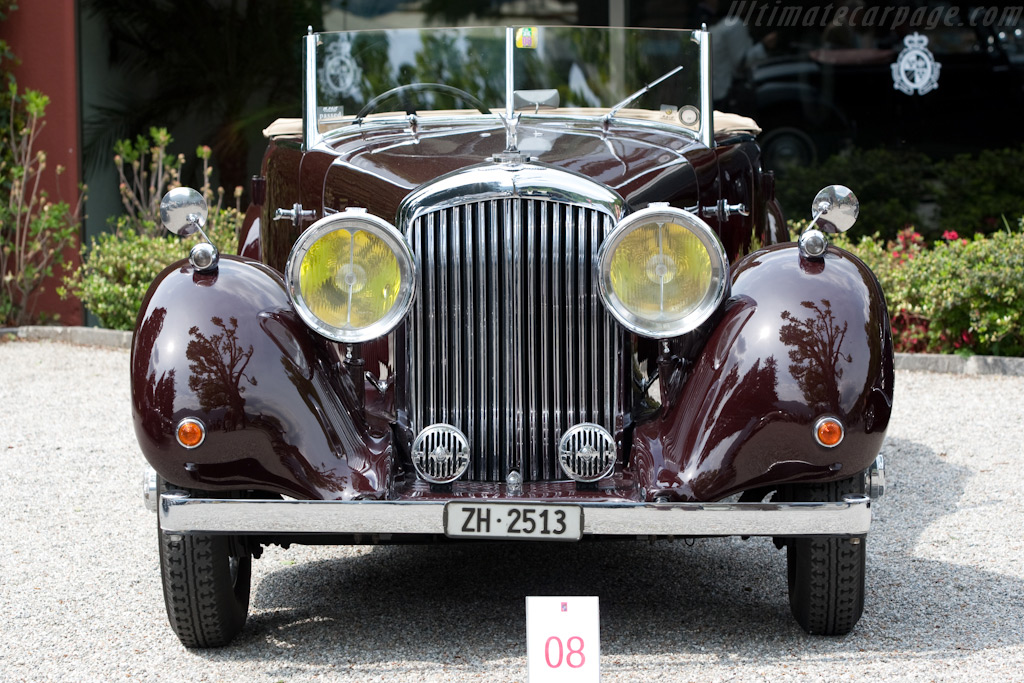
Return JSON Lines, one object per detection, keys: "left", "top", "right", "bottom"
{"left": 133, "top": 25, "right": 891, "bottom": 647}
{"left": 721, "top": 6, "right": 1024, "bottom": 168}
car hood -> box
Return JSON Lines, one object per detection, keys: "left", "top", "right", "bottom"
{"left": 320, "top": 118, "right": 712, "bottom": 216}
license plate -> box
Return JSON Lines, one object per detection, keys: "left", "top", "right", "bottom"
{"left": 443, "top": 502, "right": 583, "bottom": 541}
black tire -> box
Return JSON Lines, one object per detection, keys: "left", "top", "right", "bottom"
{"left": 158, "top": 483, "right": 251, "bottom": 648}
{"left": 783, "top": 476, "right": 866, "bottom": 636}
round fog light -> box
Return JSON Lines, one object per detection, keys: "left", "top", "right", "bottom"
{"left": 412, "top": 424, "right": 470, "bottom": 484}
{"left": 558, "top": 423, "right": 616, "bottom": 482}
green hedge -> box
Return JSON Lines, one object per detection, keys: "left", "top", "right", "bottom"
{"left": 833, "top": 225, "right": 1024, "bottom": 357}
{"left": 62, "top": 212, "right": 241, "bottom": 330}
{"left": 777, "top": 146, "right": 1024, "bottom": 242}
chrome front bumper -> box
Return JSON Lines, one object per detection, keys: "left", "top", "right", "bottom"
{"left": 157, "top": 491, "right": 873, "bottom": 538}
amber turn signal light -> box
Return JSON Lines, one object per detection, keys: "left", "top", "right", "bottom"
{"left": 814, "top": 417, "right": 844, "bottom": 448}
{"left": 176, "top": 418, "right": 206, "bottom": 449}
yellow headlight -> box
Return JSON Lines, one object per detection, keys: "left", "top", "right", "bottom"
{"left": 597, "top": 205, "right": 728, "bottom": 338}
{"left": 287, "top": 210, "right": 416, "bottom": 342}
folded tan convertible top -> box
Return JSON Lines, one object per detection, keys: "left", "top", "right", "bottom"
{"left": 262, "top": 110, "right": 761, "bottom": 139}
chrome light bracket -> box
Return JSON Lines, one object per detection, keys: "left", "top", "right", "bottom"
{"left": 701, "top": 199, "right": 749, "bottom": 223}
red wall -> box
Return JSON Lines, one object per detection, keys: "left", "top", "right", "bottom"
{"left": 1, "top": 1, "right": 83, "bottom": 325}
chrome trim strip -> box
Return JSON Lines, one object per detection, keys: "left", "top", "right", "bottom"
{"left": 425, "top": 212, "right": 436, "bottom": 424}
{"left": 159, "top": 493, "right": 873, "bottom": 537}
{"left": 566, "top": 205, "right": 575, "bottom": 426}
{"left": 412, "top": 220, "right": 423, "bottom": 425}
{"left": 526, "top": 200, "right": 538, "bottom": 480}
{"left": 490, "top": 199, "right": 501, "bottom": 478}
{"left": 477, "top": 201, "right": 489, "bottom": 479}
{"left": 397, "top": 162, "right": 624, "bottom": 227}
{"left": 552, "top": 203, "right": 563, "bottom": 455}
{"left": 450, "top": 208, "right": 460, "bottom": 424}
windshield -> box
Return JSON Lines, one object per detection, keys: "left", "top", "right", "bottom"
{"left": 308, "top": 26, "right": 706, "bottom": 139}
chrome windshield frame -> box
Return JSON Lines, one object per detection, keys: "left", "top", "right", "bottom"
{"left": 303, "top": 28, "right": 320, "bottom": 150}
{"left": 301, "top": 26, "right": 714, "bottom": 151}
{"left": 697, "top": 27, "right": 715, "bottom": 148}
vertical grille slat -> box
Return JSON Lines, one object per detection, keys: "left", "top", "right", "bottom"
{"left": 539, "top": 203, "right": 551, "bottom": 481}
{"left": 565, "top": 205, "right": 575, "bottom": 428}
{"left": 425, "top": 214, "right": 435, "bottom": 425}
{"left": 603, "top": 214, "right": 616, "bottom": 433}
{"left": 408, "top": 198, "right": 620, "bottom": 482}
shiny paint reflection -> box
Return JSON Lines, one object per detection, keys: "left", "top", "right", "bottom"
{"left": 131, "top": 257, "right": 394, "bottom": 500}
{"left": 631, "top": 245, "right": 893, "bottom": 502}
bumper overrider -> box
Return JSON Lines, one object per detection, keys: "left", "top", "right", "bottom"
{"left": 148, "top": 457, "right": 883, "bottom": 538}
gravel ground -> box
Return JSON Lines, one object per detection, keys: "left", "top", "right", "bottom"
{"left": 1, "top": 338, "right": 1023, "bottom": 682}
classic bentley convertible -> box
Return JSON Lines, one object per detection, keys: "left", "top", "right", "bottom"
{"left": 134, "top": 25, "right": 891, "bottom": 647}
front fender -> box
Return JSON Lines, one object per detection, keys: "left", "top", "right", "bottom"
{"left": 633, "top": 243, "right": 893, "bottom": 501}
{"left": 130, "top": 256, "right": 392, "bottom": 500}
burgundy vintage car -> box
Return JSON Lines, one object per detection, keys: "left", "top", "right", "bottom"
{"left": 134, "top": 25, "right": 891, "bottom": 647}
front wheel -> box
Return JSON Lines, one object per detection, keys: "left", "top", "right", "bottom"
{"left": 782, "top": 477, "right": 866, "bottom": 635}
{"left": 158, "top": 482, "right": 251, "bottom": 648}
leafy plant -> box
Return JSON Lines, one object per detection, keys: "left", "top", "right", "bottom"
{"left": 811, "top": 222, "right": 1024, "bottom": 356}
{"left": 113, "top": 127, "right": 183, "bottom": 236}
{"left": 776, "top": 148, "right": 931, "bottom": 242}
{"left": 63, "top": 210, "right": 241, "bottom": 331}
{"left": 0, "top": 84, "right": 84, "bottom": 325}
{"left": 778, "top": 145, "right": 1024, "bottom": 243}
{"left": 62, "top": 130, "right": 242, "bottom": 330}
{"left": 935, "top": 148, "right": 1024, "bottom": 236}
{"left": 889, "top": 229, "right": 1024, "bottom": 356}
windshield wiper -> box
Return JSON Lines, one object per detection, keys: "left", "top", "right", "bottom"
{"left": 603, "top": 65, "right": 684, "bottom": 124}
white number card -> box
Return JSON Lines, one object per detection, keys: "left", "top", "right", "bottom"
{"left": 526, "top": 596, "right": 600, "bottom": 682}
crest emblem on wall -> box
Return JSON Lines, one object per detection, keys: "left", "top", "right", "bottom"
{"left": 891, "top": 32, "right": 941, "bottom": 95}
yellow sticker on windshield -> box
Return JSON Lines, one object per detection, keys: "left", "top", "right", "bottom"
{"left": 515, "top": 27, "right": 538, "bottom": 49}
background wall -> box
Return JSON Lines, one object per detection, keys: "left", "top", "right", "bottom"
{"left": 1, "top": 0, "right": 83, "bottom": 325}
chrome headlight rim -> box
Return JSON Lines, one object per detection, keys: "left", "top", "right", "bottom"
{"left": 596, "top": 204, "right": 729, "bottom": 339}
{"left": 286, "top": 209, "right": 417, "bottom": 343}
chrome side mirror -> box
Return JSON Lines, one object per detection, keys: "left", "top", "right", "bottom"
{"left": 799, "top": 185, "right": 858, "bottom": 259}
{"left": 810, "top": 185, "right": 859, "bottom": 233}
{"left": 160, "top": 187, "right": 219, "bottom": 272}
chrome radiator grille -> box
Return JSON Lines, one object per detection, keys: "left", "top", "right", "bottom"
{"left": 405, "top": 198, "right": 621, "bottom": 482}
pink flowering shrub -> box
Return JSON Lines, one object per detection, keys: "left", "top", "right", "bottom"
{"left": 795, "top": 221, "right": 1024, "bottom": 356}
